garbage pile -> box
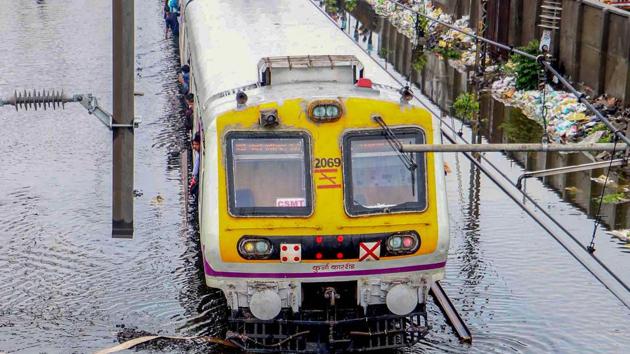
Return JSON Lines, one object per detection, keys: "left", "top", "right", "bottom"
{"left": 366, "top": 0, "right": 480, "bottom": 69}
{"left": 492, "top": 76, "right": 629, "bottom": 144}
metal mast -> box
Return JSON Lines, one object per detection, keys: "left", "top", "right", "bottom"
{"left": 112, "top": 0, "right": 135, "bottom": 238}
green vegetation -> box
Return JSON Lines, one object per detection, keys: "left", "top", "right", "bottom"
{"left": 511, "top": 40, "right": 541, "bottom": 90}
{"left": 601, "top": 193, "right": 627, "bottom": 204}
{"left": 324, "top": 0, "right": 338, "bottom": 14}
{"left": 343, "top": 0, "right": 358, "bottom": 11}
{"left": 411, "top": 47, "right": 427, "bottom": 72}
{"left": 453, "top": 92, "right": 479, "bottom": 121}
{"left": 416, "top": 10, "right": 429, "bottom": 42}
{"left": 599, "top": 134, "right": 613, "bottom": 143}
{"left": 500, "top": 59, "right": 516, "bottom": 76}
{"left": 590, "top": 123, "right": 614, "bottom": 143}
{"left": 433, "top": 44, "right": 461, "bottom": 60}
{"left": 326, "top": 0, "right": 356, "bottom": 13}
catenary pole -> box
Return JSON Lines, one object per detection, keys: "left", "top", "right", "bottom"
{"left": 112, "top": 0, "right": 135, "bottom": 238}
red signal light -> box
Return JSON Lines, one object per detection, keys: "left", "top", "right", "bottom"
{"left": 315, "top": 236, "right": 323, "bottom": 244}
{"left": 316, "top": 252, "right": 323, "bottom": 260}
{"left": 336, "top": 252, "right": 344, "bottom": 259}
{"left": 337, "top": 235, "right": 344, "bottom": 243}
{"left": 402, "top": 236, "right": 414, "bottom": 248}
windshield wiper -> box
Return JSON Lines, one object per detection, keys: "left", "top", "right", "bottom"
{"left": 372, "top": 115, "right": 417, "bottom": 171}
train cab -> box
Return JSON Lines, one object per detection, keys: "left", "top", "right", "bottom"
{"left": 190, "top": 55, "right": 450, "bottom": 352}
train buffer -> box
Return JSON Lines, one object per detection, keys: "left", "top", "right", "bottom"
{"left": 430, "top": 281, "right": 472, "bottom": 343}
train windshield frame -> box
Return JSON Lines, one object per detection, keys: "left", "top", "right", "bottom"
{"left": 225, "top": 131, "right": 313, "bottom": 217}
{"left": 342, "top": 128, "right": 427, "bottom": 216}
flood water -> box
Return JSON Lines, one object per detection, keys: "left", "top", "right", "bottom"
{"left": 1, "top": 0, "right": 629, "bottom": 353}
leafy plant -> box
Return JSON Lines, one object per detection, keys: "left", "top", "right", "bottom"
{"left": 343, "top": 0, "right": 357, "bottom": 11}
{"left": 411, "top": 47, "right": 427, "bottom": 72}
{"left": 589, "top": 123, "right": 613, "bottom": 142}
{"left": 590, "top": 122, "right": 608, "bottom": 132}
{"left": 598, "top": 134, "right": 613, "bottom": 143}
{"left": 453, "top": 92, "right": 479, "bottom": 121}
{"left": 415, "top": 10, "right": 429, "bottom": 44}
{"left": 511, "top": 40, "right": 541, "bottom": 90}
{"left": 433, "top": 43, "right": 461, "bottom": 60}
{"left": 324, "top": 0, "right": 338, "bottom": 14}
{"left": 500, "top": 59, "right": 516, "bottom": 76}
{"left": 379, "top": 47, "right": 391, "bottom": 69}
{"left": 601, "top": 193, "right": 627, "bottom": 204}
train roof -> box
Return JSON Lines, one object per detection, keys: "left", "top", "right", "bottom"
{"left": 182, "top": 0, "right": 401, "bottom": 114}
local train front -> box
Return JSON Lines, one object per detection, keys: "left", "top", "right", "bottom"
{"left": 199, "top": 81, "right": 449, "bottom": 353}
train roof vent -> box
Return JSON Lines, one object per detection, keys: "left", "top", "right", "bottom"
{"left": 257, "top": 55, "right": 364, "bottom": 86}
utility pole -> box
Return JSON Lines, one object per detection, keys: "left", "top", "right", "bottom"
{"left": 112, "top": 0, "right": 135, "bottom": 238}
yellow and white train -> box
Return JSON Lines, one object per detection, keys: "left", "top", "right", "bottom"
{"left": 179, "top": 0, "right": 449, "bottom": 352}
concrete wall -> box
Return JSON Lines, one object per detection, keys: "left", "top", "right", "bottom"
{"left": 558, "top": 1, "right": 630, "bottom": 103}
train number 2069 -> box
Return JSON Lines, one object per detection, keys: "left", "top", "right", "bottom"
{"left": 314, "top": 158, "right": 342, "bottom": 168}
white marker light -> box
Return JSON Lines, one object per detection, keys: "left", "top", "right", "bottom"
{"left": 386, "top": 284, "right": 418, "bottom": 316}
{"left": 250, "top": 289, "right": 282, "bottom": 320}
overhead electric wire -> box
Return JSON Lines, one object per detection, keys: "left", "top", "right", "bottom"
{"left": 309, "top": 0, "right": 630, "bottom": 308}
{"left": 588, "top": 135, "right": 621, "bottom": 253}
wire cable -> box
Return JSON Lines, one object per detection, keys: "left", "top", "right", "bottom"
{"left": 587, "top": 135, "right": 620, "bottom": 253}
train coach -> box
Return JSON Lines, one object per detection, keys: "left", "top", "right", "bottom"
{"left": 179, "top": 0, "right": 450, "bottom": 352}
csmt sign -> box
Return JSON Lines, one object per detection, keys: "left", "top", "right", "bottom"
{"left": 275, "top": 198, "right": 306, "bottom": 207}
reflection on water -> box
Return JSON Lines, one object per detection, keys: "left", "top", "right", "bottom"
{"left": 499, "top": 109, "right": 544, "bottom": 143}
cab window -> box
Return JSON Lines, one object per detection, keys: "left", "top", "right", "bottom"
{"left": 226, "top": 132, "right": 312, "bottom": 216}
{"left": 343, "top": 128, "right": 427, "bottom": 215}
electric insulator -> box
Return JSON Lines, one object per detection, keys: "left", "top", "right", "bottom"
{"left": 10, "top": 89, "right": 72, "bottom": 111}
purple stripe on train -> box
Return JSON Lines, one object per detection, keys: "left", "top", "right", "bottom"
{"left": 203, "top": 257, "right": 446, "bottom": 278}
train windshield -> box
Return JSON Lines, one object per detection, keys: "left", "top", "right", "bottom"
{"left": 226, "top": 133, "right": 312, "bottom": 216}
{"left": 343, "top": 129, "right": 426, "bottom": 215}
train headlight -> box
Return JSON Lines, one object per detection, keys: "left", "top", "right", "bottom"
{"left": 313, "top": 105, "right": 327, "bottom": 117}
{"left": 307, "top": 100, "right": 343, "bottom": 122}
{"left": 255, "top": 241, "right": 269, "bottom": 253}
{"left": 238, "top": 237, "right": 273, "bottom": 259}
{"left": 388, "top": 236, "right": 402, "bottom": 249}
{"left": 386, "top": 232, "right": 419, "bottom": 255}
{"left": 325, "top": 105, "right": 339, "bottom": 117}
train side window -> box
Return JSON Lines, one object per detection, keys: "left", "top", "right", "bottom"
{"left": 342, "top": 128, "right": 427, "bottom": 216}
{"left": 225, "top": 132, "right": 313, "bottom": 217}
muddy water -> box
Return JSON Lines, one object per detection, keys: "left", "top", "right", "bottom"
{"left": 0, "top": 0, "right": 629, "bottom": 353}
